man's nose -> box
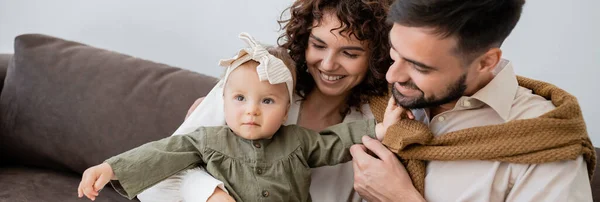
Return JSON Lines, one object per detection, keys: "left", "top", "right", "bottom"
{"left": 386, "top": 60, "right": 410, "bottom": 84}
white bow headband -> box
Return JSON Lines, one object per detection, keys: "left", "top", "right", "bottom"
{"left": 218, "top": 32, "right": 294, "bottom": 105}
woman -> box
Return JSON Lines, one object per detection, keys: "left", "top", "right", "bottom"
{"left": 139, "top": 0, "right": 393, "bottom": 201}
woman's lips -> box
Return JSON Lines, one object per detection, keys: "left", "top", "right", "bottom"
{"left": 318, "top": 71, "right": 346, "bottom": 84}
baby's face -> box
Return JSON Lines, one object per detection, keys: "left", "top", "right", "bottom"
{"left": 223, "top": 61, "right": 290, "bottom": 140}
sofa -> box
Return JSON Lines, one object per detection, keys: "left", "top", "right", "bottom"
{"left": 0, "top": 34, "right": 217, "bottom": 202}
{"left": 0, "top": 34, "right": 598, "bottom": 202}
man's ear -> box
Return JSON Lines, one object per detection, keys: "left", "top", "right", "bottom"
{"left": 476, "top": 48, "right": 502, "bottom": 73}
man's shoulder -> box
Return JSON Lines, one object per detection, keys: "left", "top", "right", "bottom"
{"left": 508, "top": 86, "right": 556, "bottom": 120}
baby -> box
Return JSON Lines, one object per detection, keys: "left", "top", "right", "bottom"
{"left": 77, "top": 33, "right": 408, "bottom": 202}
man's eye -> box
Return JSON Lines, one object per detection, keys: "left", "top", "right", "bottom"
{"left": 235, "top": 95, "right": 245, "bottom": 101}
{"left": 262, "top": 98, "right": 274, "bottom": 104}
{"left": 411, "top": 63, "right": 429, "bottom": 74}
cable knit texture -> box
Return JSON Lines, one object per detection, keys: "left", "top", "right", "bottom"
{"left": 370, "top": 76, "right": 596, "bottom": 195}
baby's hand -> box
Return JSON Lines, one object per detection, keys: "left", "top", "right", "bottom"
{"left": 376, "top": 96, "right": 413, "bottom": 140}
{"left": 77, "top": 162, "right": 116, "bottom": 201}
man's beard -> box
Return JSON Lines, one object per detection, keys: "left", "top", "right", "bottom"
{"left": 392, "top": 73, "right": 467, "bottom": 109}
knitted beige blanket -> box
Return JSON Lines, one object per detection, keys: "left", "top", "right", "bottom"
{"left": 369, "top": 76, "right": 596, "bottom": 195}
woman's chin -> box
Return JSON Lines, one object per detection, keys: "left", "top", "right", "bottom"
{"left": 312, "top": 78, "right": 351, "bottom": 97}
{"left": 315, "top": 85, "right": 350, "bottom": 98}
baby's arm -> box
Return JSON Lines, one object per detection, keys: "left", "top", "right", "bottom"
{"left": 299, "top": 96, "right": 410, "bottom": 168}
{"left": 78, "top": 162, "right": 115, "bottom": 201}
{"left": 77, "top": 130, "right": 209, "bottom": 201}
{"left": 293, "top": 119, "right": 376, "bottom": 168}
{"left": 375, "top": 96, "right": 413, "bottom": 140}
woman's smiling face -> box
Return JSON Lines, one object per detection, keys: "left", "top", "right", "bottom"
{"left": 304, "top": 10, "right": 370, "bottom": 98}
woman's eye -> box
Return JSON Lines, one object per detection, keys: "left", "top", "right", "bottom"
{"left": 262, "top": 98, "right": 274, "bottom": 104}
{"left": 235, "top": 95, "right": 245, "bottom": 101}
{"left": 343, "top": 51, "right": 359, "bottom": 58}
{"left": 312, "top": 43, "right": 325, "bottom": 49}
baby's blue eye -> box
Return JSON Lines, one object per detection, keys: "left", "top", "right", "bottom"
{"left": 262, "top": 98, "right": 274, "bottom": 104}
{"left": 235, "top": 95, "right": 245, "bottom": 101}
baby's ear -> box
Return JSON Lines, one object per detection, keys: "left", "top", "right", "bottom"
{"left": 282, "top": 103, "right": 291, "bottom": 123}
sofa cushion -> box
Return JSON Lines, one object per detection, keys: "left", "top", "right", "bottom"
{"left": 0, "top": 34, "right": 218, "bottom": 173}
{"left": 0, "top": 166, "right": 133, "bottom": 202}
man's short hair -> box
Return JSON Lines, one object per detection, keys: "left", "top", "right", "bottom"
{"left": 388, "top": 0, "right": 526, "bottom": 61}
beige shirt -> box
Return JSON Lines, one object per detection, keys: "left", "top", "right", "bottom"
{"left": 415, "top": 59, "right": 592, "bottom": 202}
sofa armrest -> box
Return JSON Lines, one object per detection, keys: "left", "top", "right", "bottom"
{"left": 0, "top": 54, "right": 12, "bottom": 165}
{"left": 0, "top": 54, "right": 12, "bottom": 93}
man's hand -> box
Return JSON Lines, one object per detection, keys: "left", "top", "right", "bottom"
{"left": 350, "top": 136, "right": 425, "bottom": 202}
{"left": 185, "top": 97, "right": 205, "bottom": 120}
{"left": 207, "top": 187, "right": 236, "bottom": 202}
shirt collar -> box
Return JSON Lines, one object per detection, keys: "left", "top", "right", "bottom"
{"left": 469, "top": 59, "right": 519, "bottom": 121}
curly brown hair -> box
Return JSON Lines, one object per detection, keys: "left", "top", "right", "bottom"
{"left": 278, "top": 0, "right": 393, "bottom": 115}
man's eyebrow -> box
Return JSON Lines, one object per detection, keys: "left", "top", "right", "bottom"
{"left": 404, "top": 57, "right": 438, "bottom": 70}
{"left": 389, "top": 36, "right": 438, "bottom": 70}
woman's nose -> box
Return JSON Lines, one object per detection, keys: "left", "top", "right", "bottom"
{"left": 320, "top": 52, "right": 337, "bottom": 71}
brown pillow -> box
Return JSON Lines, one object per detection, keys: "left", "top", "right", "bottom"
{"left": 0, "top": 34, "right": 218, "bottom": 173}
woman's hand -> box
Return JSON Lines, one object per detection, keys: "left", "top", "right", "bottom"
{"left": 207, "top": 187, "right": 236, "bottom": 202}
{"left": 185, "top": 97, "right": 205, "bottom": 120}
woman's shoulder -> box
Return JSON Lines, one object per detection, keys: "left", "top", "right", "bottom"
{"left": 365, "top": 95, "right": 389, "bottom": 122}
{"left": 343, "top": 103, "right": 375, "bottom": 122}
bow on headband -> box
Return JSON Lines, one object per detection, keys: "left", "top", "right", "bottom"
{"left": 218, "top": 32, "right": 294, "bottom": 105}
